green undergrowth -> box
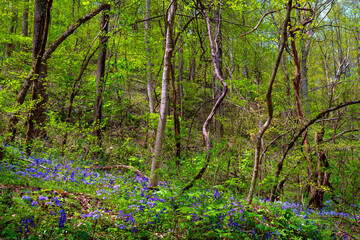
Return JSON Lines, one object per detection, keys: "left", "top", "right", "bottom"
{"left": 0, "top": 146, "right": 359, "bottom": 239}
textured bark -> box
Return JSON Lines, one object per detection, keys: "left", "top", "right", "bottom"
{"left": 214, "top": 3, "right": 223, "bottom": 143}
{"left": 145, "top": 0, "right": 155, "bottom": 113}
{"left": 308, "top": 129, "right": 330, "bottom": 209}
{"left": 300, "top": 36, "right": 312, "bottom": 117}
{"left": 148, "top": 0, "right": 177, "bottom": 188}
{"left": 178, "top": 37, "right": 184, "bottom": 118}
{"left": 25, "top": 0, "right": 53, "bottom": 155}
{"left": 170, "top": 59, "right": 181, "bottom": 162}
{"left": 93, "top": 5, "right": 110, "bottom": 153}
{"left": 178, "top": 5, "right": 228, "bottom": 195}
{"left": 247, "top": 0, "right": 292, "bottom": 204}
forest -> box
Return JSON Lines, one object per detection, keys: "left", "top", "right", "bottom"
{"left": 0, "top": 0, "right": 359, "bottom": 239}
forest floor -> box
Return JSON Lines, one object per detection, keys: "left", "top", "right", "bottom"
{"left": 0, "top": 146, "right": 359, "bottom": 239}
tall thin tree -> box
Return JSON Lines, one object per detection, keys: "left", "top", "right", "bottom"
{"left": 148, "top": 0, "right": 177, "bottom": 188}
{"left": 93, "top": 4, "right": 110, "bottom": 155}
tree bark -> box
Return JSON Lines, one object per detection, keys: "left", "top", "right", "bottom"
{"left": 148, "top": 0, "right": 177, "bottom": 188}
{"left": 247, "top": 0, "right": 292, "bottom": 204}
{"left": 171, "top": 58, "right": 181, "bottom": 162}
{"left": 93, "top": 5, "right": 110, "bottom": 155}
{"left": 214, "top": 2, "right": 223, "bottom": 143}
{"left": 25, "top": 0, "right": 53, "bottom": 155}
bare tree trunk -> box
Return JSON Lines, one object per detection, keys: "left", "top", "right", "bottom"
{"left": 308, "top": 128, "right": 329, "bottom": 209}
{"left": 93, "top": 5, "right": 110, "bottom": 156}
{"left": 178, "top": 4, "right": 228, "bottom": 195}
{"left": 214, "top": 2, "right": 223, "bottom": 143}
{"left": 25, "top": 0, "right": 53, "bottom": 155}
{"left": 145, "top": 0, "right": 155, "bottom": 113}
{"left": 300, "top": 36, "right": 312, "bottom": 117}
{"left": 171, "top": 58, "right": 181, "bottom": 163}
{"left": 178, "top": 37, "right": 184, "bottom": 118}
{"left": 247, "top": 0, "right": 292, "bottom": 204}
{"left": 148, "top": 0, "right": 177, "bottom": 188}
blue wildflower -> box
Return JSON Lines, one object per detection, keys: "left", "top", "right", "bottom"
{"left": 38, "top": 196, "right": 48, "bottom": 201}
{"left": 59, "top": 209, "right": 66, "bottom": 228}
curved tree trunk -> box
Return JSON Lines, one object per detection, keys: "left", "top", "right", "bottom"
{"left": 177, "top": 4, "right": 228, "bottom": 195}
{"left": 247, "top": 0, "right": 292, "bottom": 204}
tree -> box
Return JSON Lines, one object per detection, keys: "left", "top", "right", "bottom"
{"left": 93, "top": 4, "right": 110, "bottom": 155}
{"left": 148, "top": 0, "right": 177, "bottom": 188}
{"left": 25, "top": 0, "right": 53, "bottom": 155}
{"left": 247, "top": 0, "right": 293, "bottom": 204}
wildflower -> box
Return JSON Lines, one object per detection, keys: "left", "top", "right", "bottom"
{"left": 59, "top": 209, "right": 66, "bottom": 228}
{"left": 20, "top": 216, "right": 35, "bottom": 234}
{"left": 31, "top": 201, "right": 39, "bottom": 206}
{"left": 213, "top": 189, "right": 221, "bottom": 200}
{"left": 38, "top": 196, "right": 48, "bottom": 201}
{"left": 83, "top": 210, "right": 101, "bottom": 220}
{"left": 22, "top": 195, "right": 33, "bottom": 203}
{"left": 53, "top": 197, "right": 62, "bottom": 206}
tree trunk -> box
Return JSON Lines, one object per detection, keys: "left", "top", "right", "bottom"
{"left": 178, "top": 37, "right": 184, "bottom": 118}
{"left": 300, "top": 36, "right": 311, "bottom": 117}
{"left": 25, "top": 0, "right": 53, "bottom": 155}
{"left": 171, "top": 58, "right": 181, "bottom": 162}
{"left": 93, "top": 5, "right": 110, "bottom": 156}
{"left": 214, "top": 3, "right": 223, "bottom": 143}
{"left": 145, "top": 0, "right": 155, "bottom": 113}
{"left": 308, "top": 128, "right": 329, "bottom": 209}
{"left": 247, "top": 0, "right": 292, "bottom": 204}
{"left": 148, "top": 0, "right": 177, "bottom": 188}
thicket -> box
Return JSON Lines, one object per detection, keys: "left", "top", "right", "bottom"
{"left": 0, "top": 0, "right": 360, "bottom": 239}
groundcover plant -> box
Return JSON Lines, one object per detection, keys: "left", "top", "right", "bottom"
{"left": 0, "top": 146, "right": 359, "bottom": 239}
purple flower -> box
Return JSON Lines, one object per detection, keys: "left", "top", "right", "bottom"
{"left": 53, "top": 197, "right": 62, "bottom": 206}
{"left": 22, "top": 195, "right": 33, "bottom": 203}
{"left": 31, "top": 201, "right": 39, "bottom": 206}
{"left": 83, "top": 210, "right": 101, "bottom": 219}
{"left": 38, "top": 196, "right": 48, "bottom": 201}
{"left": 59, "top": 209, "right": 66, "bottom": 228}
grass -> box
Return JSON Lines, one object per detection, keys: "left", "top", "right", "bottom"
{"left": 0, "top": 145, "right": 359, "bottom": 239}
